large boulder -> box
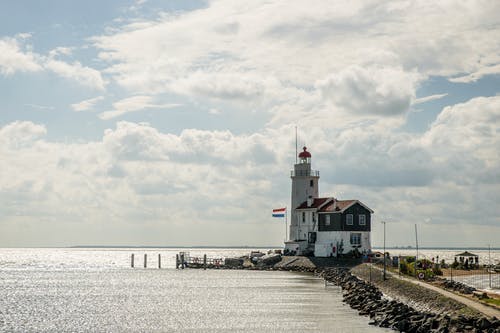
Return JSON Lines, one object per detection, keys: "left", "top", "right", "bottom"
{"left": 258, "top": 254, "right": 282, "bottom": 266}
{"left": 224, "top": 258, "right": 244, "bottom": 267}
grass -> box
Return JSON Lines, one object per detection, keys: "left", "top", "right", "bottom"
{"left": 482, "top": 298, "right": 500, "bottom": 307}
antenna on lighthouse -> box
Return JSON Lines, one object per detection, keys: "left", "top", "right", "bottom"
{"left": 295, "top": 126, "right": 298, "bottom": 164}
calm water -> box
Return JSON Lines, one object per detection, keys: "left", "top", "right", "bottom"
{"left": 0, "top": 248, "right": 391, "bottom": 333}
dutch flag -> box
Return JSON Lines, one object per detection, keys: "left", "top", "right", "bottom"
{"left": 272, "top": 207, "right": 286, "bottom": 218}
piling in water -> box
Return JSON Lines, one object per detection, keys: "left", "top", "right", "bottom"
{"left": 144, "top": 254, "right": 147, "bottom": 268}
{"left": 131, "top": 254, "right": 135, "bottom": 268}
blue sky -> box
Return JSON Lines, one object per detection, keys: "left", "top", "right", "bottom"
{"left": 0, "top": 0, "right": 499, "bottom": 247}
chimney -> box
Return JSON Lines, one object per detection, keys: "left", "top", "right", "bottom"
{"left": 307, "top": 196, "right": 313, "bottom": 207}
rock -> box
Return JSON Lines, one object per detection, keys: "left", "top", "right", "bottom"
{"left": 476, "top": 317, "right": 491, "bottom": 330}
{"left": 224, "top": 258, "right": 243, "bottom": 267}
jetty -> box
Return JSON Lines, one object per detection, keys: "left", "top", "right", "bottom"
{"left": 175, "top": 252, "right": 224, "bottom": 269}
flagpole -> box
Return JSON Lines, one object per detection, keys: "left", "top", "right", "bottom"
{"left": 285, "top": 207, "right": 288, "bottom": 241}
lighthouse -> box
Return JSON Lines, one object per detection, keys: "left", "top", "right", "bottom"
{"left": 284, "top": 146, "right": 373, "bottom": 257}
{"left": 290, "top": 147, "right": 319, "bottom": 240}
{"left": 285, "top": 146, "right": 320, "bottom": 255}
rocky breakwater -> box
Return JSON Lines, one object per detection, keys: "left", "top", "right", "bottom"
{"left": 320, "top": 268, "right": 500, "bottom": 333}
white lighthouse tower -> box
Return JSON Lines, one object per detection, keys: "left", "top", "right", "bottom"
{"left": 285, "top": 147, "right": 320, "bottom": 254}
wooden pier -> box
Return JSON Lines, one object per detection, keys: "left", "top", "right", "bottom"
{"left": 175, "top": 252, "right": 224, "bottom": 269}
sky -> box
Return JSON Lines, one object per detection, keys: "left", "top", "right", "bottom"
{"left": 0, "top": 0, "right": 499, "bottom": 248}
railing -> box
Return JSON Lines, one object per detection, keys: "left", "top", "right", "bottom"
{"left": 290, "top": 170, "right": 320, "bottom": 177}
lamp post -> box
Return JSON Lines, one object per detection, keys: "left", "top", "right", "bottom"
{"left": 382, "top": 221, "right": 386, "bottom": 280}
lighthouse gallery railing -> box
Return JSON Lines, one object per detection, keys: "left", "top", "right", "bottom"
{"left": 290, "top": 170, "right": 320, "bottom": 177}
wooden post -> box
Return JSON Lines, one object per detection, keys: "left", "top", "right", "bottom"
{"left": 158, "top": 254, "right": 161, "bottom": 269}
{"left": 181, "top": 253, "right": 185, "bottom": 269}
{"left": 176, "top": 254, "right": 179, "bottom": 269}
{"left": 144, "top": 254, "right": 147, "bottom": 268}
{"left": 203, "top": 254, "right": 207, "bottom": 270}
{"left": 131, "top": 254, "right": 135, "bottom": 268}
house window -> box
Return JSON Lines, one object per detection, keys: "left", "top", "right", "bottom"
{"left": 359, "top": 215, "right": 366, "bottom": 226}
{"left": 302, "top": 212, "right": 305, "bottom": 223}
{"left": 325, "top": 215, "right": 330, "bottom": 226}
{"left": 312, "top": 212, "right": 316, "bottom": 222}
{"left": 310, "top": 180, "right": 314, "bottom": 187}
{"left": 350, "top": 233, "right": 361, "bottom": 246}
{"left": 346, "top": 214, "right": 353, "bottom": 225}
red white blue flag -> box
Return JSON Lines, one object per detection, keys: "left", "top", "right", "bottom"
{"left": 272, "top": 207, "right": 286, "bottom": 218}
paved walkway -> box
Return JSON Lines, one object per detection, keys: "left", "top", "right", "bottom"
{"left": 379, "top": 266, "right": 500, "bottom": 319}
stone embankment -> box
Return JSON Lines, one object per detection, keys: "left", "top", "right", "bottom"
{"left": 320, "top": 267, "right": 500, "bottom": 333}
{"left": 441, "top": 279, "right": 476, "bottom": 295}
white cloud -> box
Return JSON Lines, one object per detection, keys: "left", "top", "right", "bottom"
{"left": 98, "top": 95, "right": 180, "bottom": 120}
{"left": 1, "top": 2, "right": 500, "bottom": 247}
{"left": 0, "top": 121, "right": 46, "bottom": 148}
{"left": 413, "top": 93, "right": 448, "bottom": 105}
{"left": 24, "top": 103, "right": 55, "bottom": 110}
{"left": 92, "top": 0, "right": 500, "bottom": 122}
{"left": 48, "top": 46, "right": 73, "bottom": 58}
{"left": 71, "top": 96, "right": 104, "bottom": 112}
{"left": 317, "top": 66, "right": 418, "bottom": 117}
{"left": 1, "top": 95, "right": 499, "bottom": 246}
{"left": 0, "top": 37, "right": 42, "bottom": 75}
{"left": 421, "top": 96, "right": 500, "bottom": 185}
{"left": 0, "top": 36, "right": 105, "bottom": 90}
{"left": 448, "top": 64, "right": 500, "bottom": 83}
{"left": 44, "top": 59, "right": 106, "bottom": 91}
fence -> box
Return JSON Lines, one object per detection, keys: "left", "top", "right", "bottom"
{"left": 442, "top": 267, "right": 499, "bottom": 290}
{"left": 363, "top": 257, "right": 500, "bottom": 290}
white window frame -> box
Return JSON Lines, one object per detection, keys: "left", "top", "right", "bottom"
{"left": 350, "top": 232, "right": 361, "bottom": 245}
{"left": 346, "top": 214, "right": 353, "bottom": 225}
{"left": 325, "top": 215, "right": 330, "bottom": 226}
{"left": 359, "top": 215, "right": 366, "bottom": 226}
{"left": 312, "top": 212, "right": 316, "bottom": 222}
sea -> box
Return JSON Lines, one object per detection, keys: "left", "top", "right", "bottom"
{"left": 0, "top": 247, "right": 498, "bottom": 332}
{"left": 0, "top": 248, "right": 390, "bottom": 333}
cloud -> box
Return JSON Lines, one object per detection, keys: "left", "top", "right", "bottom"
{"left": 44, "top": 59, "right": 106, "bottom": 91}
{"left": 92, "top": 0, "right": 500, "bottom": 118}
{"left": 317, "top": 66, "right": 418, "bottom": 117}
{"left": 48, "top": 46, "right": 73, "bottom": 58}
{"left": 24, "top": 103, "right": 55, "bottom": 110}
{"left": 413, "top": 93, "right": 448, "bottom": 105}
{"left": 0, "top": 37, "right": 42, "bottom": 75}
{"left": 2, "top": 2, "right": 500, "bottom": 246}
{"left": 421, "top": 96, "right": 500, "bottom": 185}
{"left": 1, "top": 95, "right": 498, "bottom": 242}
{"left": 98, "top": 95, "right": 180, "bottom": 120}
{"left": 0, "top": 121, "right": 47, "bottom": 148}
{"left": 0, "top": 36, "right": 105, "bottom": 90}
{"left": 71, "top": 96, "right": 104, "bottom": 112}
{"left": 448, "top": 64, "right": 500, "bottom": 83}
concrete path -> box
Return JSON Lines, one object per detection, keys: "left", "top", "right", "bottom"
{"left": 379, "top": 266, "right": 500, "bottom": 319}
